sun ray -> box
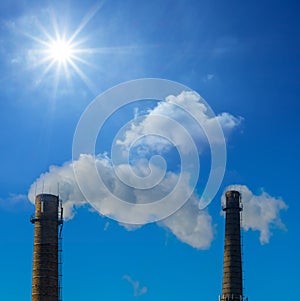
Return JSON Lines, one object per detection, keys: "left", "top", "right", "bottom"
{"left": 68, "top": 3, "right": 103, "bottom": 44}
{"left": 24, "top": 4, "right": 132, "bottom": 92}
{"left": 68, "top": 59, "right": 97, "bottom": 93}
{"left": 33, "top": 60, "right": 56, "bottom": 88}
{"left": 27, "top": 24, "right": 86, "bottom": 89}
{"left": 70, "top": 54, "right": 98, "bottom": 69}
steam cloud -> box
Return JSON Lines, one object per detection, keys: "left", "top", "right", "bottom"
{"left": 27, "top": 91, "right": 286, "bottom": 248}
{"left": 28, "top": 91, "right": 241, "bottom": 249}
{"left": 223, "top": 185, "right": 288, "bottom": 244}
{"left": 28, "top": 154, "right": 214, "bottom": 249}
{"left": 117, "top": 91, "right": 242, "bottom": 154}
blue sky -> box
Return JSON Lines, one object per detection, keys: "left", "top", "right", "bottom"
{"left": 0, "top": 0, "right": 299, "bottom": 300}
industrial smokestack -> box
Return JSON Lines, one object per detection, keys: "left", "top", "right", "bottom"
{"left": 221, "top": 190, "right": 246, "bottom": 301}
{"left": 30, "top": 194, "right": 63, "bottom": 301}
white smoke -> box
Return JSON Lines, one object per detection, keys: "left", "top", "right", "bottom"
{"left": 28, "top": 154, "right": 214, "bottom": 249}
{"left": 28, "top": 91, "right": 242, "bottom": 249}
{"left": 223, "top": 185, "right": 288, "bottom": 244}
{"left": 159, "top": 195, "right": 214, "bottom": 249}
{"left": 28, "top": 159, "right": 86, "bottom": 219}
{"left": 117, "top": 91, "right": 242, "bottom": 153}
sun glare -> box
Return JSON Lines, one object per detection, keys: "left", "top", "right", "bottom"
{"left": 49, "top": 39, "right": 73, "bottom": 63}
{"left": 27, "top": 5, "right": 103, "bottom": 92}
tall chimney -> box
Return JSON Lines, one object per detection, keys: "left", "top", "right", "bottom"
{"left": 30, "top": 194, "right": 63, "bottom": 301}
{"left": 221, "top": 190, "right": 244, "bottom": 301}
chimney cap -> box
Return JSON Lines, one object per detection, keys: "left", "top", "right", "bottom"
{"left": 225, "top": 190, "right": 241, "bottom": 197}
{"left": 223, "top": 190, "right": 242, "bottom": 211}
{"left": 36, "top": 193, "right": 58, "bottom": 198}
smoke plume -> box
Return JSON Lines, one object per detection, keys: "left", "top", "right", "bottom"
{"left": 28, "top": 91, "right": 243, "bottom": 249}
{"left": 28, "top": 154, "right": 215, "bottom": 249}
{"left": 223, "top": 185, "right": 288, "bottom": 244}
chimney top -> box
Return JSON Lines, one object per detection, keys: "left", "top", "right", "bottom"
{"left": 223, "top": 190, "right": 242, "bottom": 211}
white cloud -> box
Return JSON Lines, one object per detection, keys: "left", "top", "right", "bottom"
{"left": 116, "top": 91, "right": 242, "bottom": 154}
{"left": 103, "top": 221, "right": 110, "bottom": 231}
{"left": 28, "top": 159, "right": 87, "bottom": 219}
{"left": 212, "top": 36, "right": 239, "bottom": 57}
{"left": 207, "top": 73, "right": 214, "bottom": 80}
{"left": 27, "top": 91, "right": 242, "bottom": 249}
{"left": 223, "top": 185, "right": 288, "bottom": 244}
{"left": 28, "top": 154, "right": 214, "bottom": 249}
{"left": 159, "top": 196, "right": 214, "bottom": 249}
{"left": 202, "top": 73, "right": 215, "bottom": 82}
{"left": 123, "top": 275, "right": 148, "bottom": 297}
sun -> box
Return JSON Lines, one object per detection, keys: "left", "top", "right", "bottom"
{"left": 30, "top": 29, "right": 90, "bottom": 89}
{"left": 41, "top": 33, "right": 80, "bottom": 74}
{"left": 26, "top": 7, "right": 103, "bottom": 92}
{"left": 48, "top": 38, "right": 73, "bottom": 64}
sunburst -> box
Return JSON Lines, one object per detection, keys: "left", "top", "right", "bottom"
{"left": 27, "top": 6, "right": 102, "bottom": 93}
{"left": 48, "top": 38, "right": 73, "bottom": 64}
